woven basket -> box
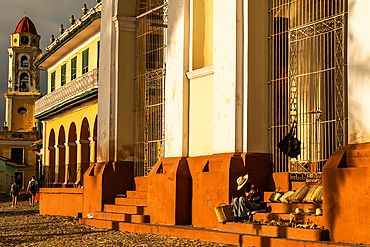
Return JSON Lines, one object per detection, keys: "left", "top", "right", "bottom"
{"left": 314, "top": 186, "right": 323, "bottom": 204}
{"left": 303, "top": 185, "right": 318, "bottom": 203}
{"left": 279, "top": 190, "right": 295, "bottom": 203}
{"left": 290, "top": 184, "right": 309, "bottom": 203}
{"left": 214, "top": 203, "right": 235, "bottom": 223}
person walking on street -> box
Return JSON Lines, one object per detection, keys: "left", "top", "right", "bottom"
{"left": 10, "top": 180, "right": 20, "bottom": 208}
{"left": 26, "top": 176, "right": 38, "bottom": 207}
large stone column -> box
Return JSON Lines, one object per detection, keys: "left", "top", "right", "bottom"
{"left": 54, "top": 145, "right": 60, "bottom": 184}
{"left": 213, "top": 0, "right": 244, "bottom": 153}
{"left": 83, "top": 0, "right": 136, "bottom": 217}
{"left": 63, "top": 143, "right": 70, "bottom": 187}
{"left": 88, "top": 137, "right": 96, "bottom": 164}
{"left": 165, "top": 0, "right": 190, "bottom": 157}
{"left": 348, "top": 0, "right": 370, "bottom": 144}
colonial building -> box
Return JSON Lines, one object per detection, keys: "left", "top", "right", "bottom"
{"left": 35, "top": 3, "right": 101, "bottom": 187}
{"left": 38, "top": 0, "right": 370, "bottom": 246}
{"left": 0, "top": 16, "right": 41, "bottom": 192}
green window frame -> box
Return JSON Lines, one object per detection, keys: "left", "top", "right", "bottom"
{"left": 82, "top": 48, "right": 89, "bottom": 74}
{"left": 97, "top": 41, "right": 100, "bottom": 68}
{"left": 71, "top": 56, "right": 77, "bottom": 80}
{"left": 61, "top": 63, "right": 66, "bottom": 86}
{"left": 51, "top": 71, "right": 55, "bottom": 92}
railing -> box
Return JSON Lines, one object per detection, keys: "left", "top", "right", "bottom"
{"left": 35, "top": 69, "right": 99, "bottom": 116}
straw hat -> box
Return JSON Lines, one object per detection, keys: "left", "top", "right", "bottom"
{"left": 237, "top": 173, "right": 249, "bottom": 190}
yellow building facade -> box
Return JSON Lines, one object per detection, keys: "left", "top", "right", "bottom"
{"left": 35, "top": 3, "right": 101, "bottom": 187}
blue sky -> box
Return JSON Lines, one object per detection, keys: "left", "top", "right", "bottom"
{"left": 0, "top": 0, "right": 97, "bottom": 128}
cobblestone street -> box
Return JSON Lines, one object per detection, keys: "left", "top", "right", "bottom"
{"left": 0, "top": 195, "right": 236, "bottom": 247}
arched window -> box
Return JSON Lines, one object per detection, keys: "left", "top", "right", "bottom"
{"left": 20, "top": 73, "right": 29, "bottom": 92}
{"left": 21, "top": 56, "right": 28, "bottom": 67}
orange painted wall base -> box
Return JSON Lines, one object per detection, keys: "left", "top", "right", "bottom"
{"left": 39, "top": 188, "right": 83, "bottom": 217}
{"left": 324, "top": 142, "right": 370, "bottom": 245}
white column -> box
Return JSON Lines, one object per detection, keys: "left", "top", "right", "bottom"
{"left": 348, "top": 0, "right": 370, "bottom": 144}
{"left": 165, "top": 0, "right": 190, "bottom": 157}
{"left": 97, "top": 0, "right": 117, "bottom": 162}
{"left": 213, "top": 0, "right": 243, "bottom": 153}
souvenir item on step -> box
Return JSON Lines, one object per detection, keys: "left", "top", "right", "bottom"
{"left": 269, "top": 187, "right": 284, "bottom": 202}
{"left": 290, "top": 184, "right": 309, "bottom": 203}
{"left": 214, "top": 203, "right": 235, "bottom": 223}
{"left": 278, "top": 120, "right": 301, "bottom": 158}
{"left": 295, "top": 208, "right": 304, "bottom": 214}
{"left": 315, "top": 208, "right": 322, "bottom": 215}
{"left": 303, "top": 185, "right": 322, "bottom": 203}
{"left": 314, "top": 186, "right": 323, "bottom": 204}
{"left": 305, "top": 208, "right": 315, "bottom": 215}
{"left": 279, "top": 190, "right": 295, "bottom": 203}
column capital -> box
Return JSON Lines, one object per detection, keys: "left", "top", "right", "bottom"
{"left": 47, "top": 146, "right": 55, "bottom": 151}
{"left": 75, "top": 140, "right": 90, "bottom": 144}
{"left": 88, "top": 137, "right": 97, "bottom": 141}
{"left": 112, "top": 16, "right": 136, "bottom": 33}
{"left": 54, "top": 144, "right": 65, "bottom": 149}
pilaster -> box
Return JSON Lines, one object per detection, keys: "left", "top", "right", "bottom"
{"left": 165, "top": 0, "right": 190, "bottom": 157}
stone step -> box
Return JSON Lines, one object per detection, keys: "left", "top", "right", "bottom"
{"left": 126, "top": 190, "right": 148, "bottom": 198}
{"left": 266, "top": 202, "right": 322, "bottom": 214}
{"left": 218, "top": 222, "right": 329, "bottom": 241}
{"left": 115, "top": 197, "right": 148, "bottom": 206}
{"left": 134, "top": 177, "right": 148, "bottom": 191}
{"left": 103, "top": 204, "right": 149, "bottom": 215}
{"left": 251, "top": 212, "right": 324, "bottom": 226}
{"left": 93, "top": 211, "right": 150, "bottom": 223}
{"left": 81, "top": 218, "right": 353, "bottom": 247}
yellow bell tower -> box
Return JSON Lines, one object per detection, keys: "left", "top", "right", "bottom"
{"left": 4, "top": 16, "right": 42, "bottom": 132}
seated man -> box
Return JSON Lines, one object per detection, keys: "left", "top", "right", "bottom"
{"left": 233, "top": 173, "right": 260, "bottom": 221}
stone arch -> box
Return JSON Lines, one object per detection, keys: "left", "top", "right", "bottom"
{"left": 48, "top": 129, "right": 55, "bottom": 187}
{"left": 92, "top": 115, "right": 98, "bottom": 164}
{"left": 57, "top": 126, "right": 66, "bottom": 185}
{"left": 67, "top": 122, "right": 77, "bottom": 183}
{"left": 18, "top": 53, "right": 30, "bottom": 69}
{"left": 79, "top": 118, "right": 90, "bottom": 180}
{"left": 21, "top": 56, "right": 28, "bottom": 67}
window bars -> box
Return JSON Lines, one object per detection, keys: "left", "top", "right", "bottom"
{"left": 269, "top": 0, "right": 347, "bottom": 174}
{"left": 134, "top": 1, "right": 167, "bottom": 177}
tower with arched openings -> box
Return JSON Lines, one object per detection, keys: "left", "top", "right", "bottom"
{"left": 0, "top": 16, "right": 42, "bottom": 193}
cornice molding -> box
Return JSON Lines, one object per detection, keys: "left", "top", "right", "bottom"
{"left": 64, "top": 143, "right": 77, "bottom": 147}
{"left": 75, "top": 140, "right": 90, "bottom": 144}
{"left": 112, "top": 16, "right": 136, "bottom": 33}
{"left": 186, "top": 65, "right": 214, "bottom": 80}
{"left": 54, "top": 144, "right": 65, "bottom": 149}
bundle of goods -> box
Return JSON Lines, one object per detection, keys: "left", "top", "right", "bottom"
{"left": 303, "top": 184, "right": 322, "bottom": 203}
{"left": 279, "top": 190, "right": 295, "bottom": 203}
{"left": 290, "top": 184, "right": 309, "bottom": 203}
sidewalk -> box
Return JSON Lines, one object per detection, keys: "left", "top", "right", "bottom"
{"left": 0, "top": 195, "right": 237, "bottom": 246}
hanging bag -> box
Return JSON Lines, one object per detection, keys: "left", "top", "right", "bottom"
{"left": 278, "top": 121, "right": 301, "bottom": 158}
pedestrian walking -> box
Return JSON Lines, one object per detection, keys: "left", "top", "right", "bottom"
{"left": 10, "top": 180, "right": 20, "bottom": 208}
{"left": 26, "top": 176, "right": 38, "bottom": 207}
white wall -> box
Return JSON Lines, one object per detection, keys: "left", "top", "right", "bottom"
{"left": 348, "top": 0, "right": 370, "bottom": 143}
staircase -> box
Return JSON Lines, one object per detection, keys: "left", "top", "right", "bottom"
{"left": 218, "top": 190, "right": 327, "bottom": 242}
{"left": 90, "top": 177, "right": 150, "bottom": 224}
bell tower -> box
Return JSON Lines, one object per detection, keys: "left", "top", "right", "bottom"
{"left": 4, "top": 16, "right": 42, "bottom": 132}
